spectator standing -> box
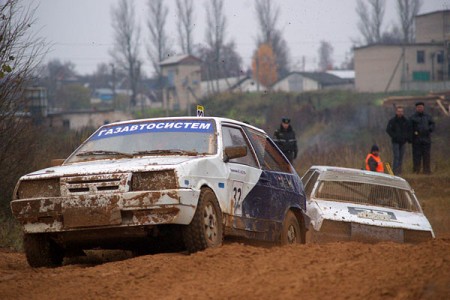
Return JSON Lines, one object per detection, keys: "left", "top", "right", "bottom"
{"left": 273, "top": 117, "right": 298, "bottom": 163}
{"left": 386, "top": 106, "right": 410, "bottom": 175}
{"left": 410, "top": 102, "right": 435, "bottom": 174}
{"left": 365, "top": 145, "right": 384, "bottom": 173}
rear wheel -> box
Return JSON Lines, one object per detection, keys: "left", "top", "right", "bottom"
{"left": 183, "top": 188, "right": 223, "bottom": 253}
{"left": 281, "top": 211, "right": 301, "bottom": 245}
{"left": 24, "top": 234, "right": 64, "bottom": 268}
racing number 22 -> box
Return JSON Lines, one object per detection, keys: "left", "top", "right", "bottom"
{"left": 232, "top": 182, "right": 244, "bottom": 215}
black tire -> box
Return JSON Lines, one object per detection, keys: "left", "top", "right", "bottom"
{"left": 23, "top": 234, "right": 64, "bottom": 268}
{"left": 183, "top": 188, "right": 223, "bottom": 253}
{"left": 280, "top": 211, "right": 301, "bottom": 245}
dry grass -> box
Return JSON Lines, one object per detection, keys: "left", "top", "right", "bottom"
{"left": 0, "top": 215, "right": 23, "bottom": 251}
{"left": 404, "top": 175, "right": 450, "bottom": 238}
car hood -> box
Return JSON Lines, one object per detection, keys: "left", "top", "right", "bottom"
{"left": 22, "top": 156, "right": 203, "bottom": 180}
{"left": 307, "top": 199, "right": 434, "bottom": 233}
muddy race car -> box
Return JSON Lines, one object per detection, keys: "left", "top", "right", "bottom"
{"left": 301, "top": 166, "right": 434, "bottom": 243}
{"left": 11, "top": 117, "right": 308, "bottom": 267}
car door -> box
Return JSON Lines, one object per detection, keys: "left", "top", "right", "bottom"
{"left": 221, "top": 125, "right": 261, "bottom": 223}
{"left": 243, "top": 129, "right": 304, "bottom": 220}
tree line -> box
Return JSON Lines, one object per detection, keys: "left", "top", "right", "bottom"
{"left": 110, "top": 0, "right": 423, "bottom": 107}
{"left": 1, "top": 0, "right": 426, "bottom": 114}
{"left": 109, "top": 0, "right": 291, "bottom": 106}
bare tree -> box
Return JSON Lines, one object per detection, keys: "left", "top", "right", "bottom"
{"left": 397, "top": 0, "right": 422, "bottom": 43}
{"left": 340, "top": 49, "right": 354, "bottom": 70}
{"left": 254, "top": 0, "right": 290, "bottom": 77}
{"left": 380, "top": 25, "right": 403, "bottom": 44}
{"left": 39, "top": 59, "right": 77, "bottom": 108}
{"left": 196, "top": 41, "right": 242, "bottom": 80}
{"left": 0, "top": 0, "right": 46, "bottom": 211}
{"left": 147, "top": 0, "right": 171, "bottom": 77}
{"left": 91, "top": 63, "right": 111, "bottom": 90}
{"left": 356, "top": 0, "right": 385, "bottom": 45}
{"left": 176, "top": 0, "right": 195, "bottom": 55}
{"left": 110, "top": 0, "right": 141, "bottom": 107}
{"left": 204, "top": 0, "right": 227, "bottom": 92}
{"left": 318, "top": 41, "right": 334, "bottom": 71}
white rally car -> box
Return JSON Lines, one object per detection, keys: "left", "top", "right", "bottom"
{"left": 301, "top": 166, "right": 434, "bottom": 243}
{"left": 11, "top": 117, "right": 307, "bottom": 267}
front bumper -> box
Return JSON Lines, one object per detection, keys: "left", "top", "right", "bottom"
{"left": 308, "top": 219, "right": 434, "bottom": 243}
{"left": 10, "top": 189, "right": 199, "bottom": 233}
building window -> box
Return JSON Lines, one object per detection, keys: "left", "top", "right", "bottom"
{"left": 417, "top": 50, "right": 425, "bottom": 64}
{"left": 63, "top": 120, "right": 70, "bottom": 129}
{"left": 167, "top": 70, "right": 175, "bottom": 87}
{"left": 437, "top": 51, "right": 444, "bottom": 64}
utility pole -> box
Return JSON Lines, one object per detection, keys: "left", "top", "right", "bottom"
{"left": 110, "top": 63, "right": 117, "bottom": 110}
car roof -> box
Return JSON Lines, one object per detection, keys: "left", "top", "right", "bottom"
{"left": 307, "top": 165, "right": 412, "bottom": 190}
{"left": 103, "top": 116, "right": 266, "bottom": 135}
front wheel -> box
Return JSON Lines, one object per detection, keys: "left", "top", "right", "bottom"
{"left": 280, "top": 211, "right": 301, "bottom": 245}
{"left": 23, "top": 234, "right": 64, "bottom": 268}
{"left": 183, "top": 188, "right": 223, "bottom": 253}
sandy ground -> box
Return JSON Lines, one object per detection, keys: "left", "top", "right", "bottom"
{"left": 1, "top": 176, "right": 449, "bottom": 299}
{"left": 0, "top": 238, "right": 449, "bottom": 300}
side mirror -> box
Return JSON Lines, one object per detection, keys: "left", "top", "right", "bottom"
{"left": 50, "top": 159, "right": 65, "bottom": 167}
{"left": 223, "top": 146, "right": 247, "bottom": 162}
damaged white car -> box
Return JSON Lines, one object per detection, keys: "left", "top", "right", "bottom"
{"left": 11, "top": 117, "right": 307, "bottom": 267}
{"left": 301, "top": 166, "right": 434, "bottom": 243}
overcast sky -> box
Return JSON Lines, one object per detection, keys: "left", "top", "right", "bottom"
{"left": 31, "top": 0, "right": 447, "bottom": 76}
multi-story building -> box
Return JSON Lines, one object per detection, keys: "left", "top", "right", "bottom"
{"left": 160, "top": 55, "right": 202, "bottom": 113}
{"left": 355, "top": 10, "right": 449, "bottom": 92}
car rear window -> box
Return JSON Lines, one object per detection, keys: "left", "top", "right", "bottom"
{"left": 314, "top": 181, "right": 420, "bottom": 212}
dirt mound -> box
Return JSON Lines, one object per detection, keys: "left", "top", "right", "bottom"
{"left": 1, "top": 239, "right": 449, "bottom": 299}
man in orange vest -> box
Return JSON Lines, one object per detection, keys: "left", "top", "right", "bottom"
{"left": 365, "top": 145, "right": 384, "bottom": 173}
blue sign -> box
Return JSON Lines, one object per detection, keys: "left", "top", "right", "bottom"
{"left": 91, "top": 120, "right": 214, "bottom": 140}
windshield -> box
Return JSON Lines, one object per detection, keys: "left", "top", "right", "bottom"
{"left": 66, "top": 119, "right": 217, "bottom": 163}
{"left": 313, "top": 180, "right": 421, "bottom": 212}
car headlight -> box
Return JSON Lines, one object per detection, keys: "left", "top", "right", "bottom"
{"left": 131, "top": 170, "right": 178, "bottom": 191}
{"left": 16, "top": 178, "right": 61, "bottom": 199}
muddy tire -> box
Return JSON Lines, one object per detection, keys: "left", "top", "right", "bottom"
{"left": 24, "top": 234, "right": 64, "bottom": 268}
{"left": 280, "top": 211, "right": 301, "bottom": 245}
{"left": 183, "top": 188, "right": 223, "bottom": 253}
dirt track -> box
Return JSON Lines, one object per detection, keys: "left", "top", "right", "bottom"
{"left": 2, "top": 176, "right": 449, "bottom": 299}
{"left": 1, "top": 238, "right": 449, "bottom": 300}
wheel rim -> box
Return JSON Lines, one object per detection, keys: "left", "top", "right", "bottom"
{"left": 203, "top": 203, "right": 218, "bottom": 245}
{"left": 287, "top": 224, "right": 297, "bottom": 244}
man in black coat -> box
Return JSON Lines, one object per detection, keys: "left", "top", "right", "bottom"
{"left": 273, "top": 117, "right": 298, "bottom": 163}
{"left": 410, "top": 102, "right": 435, "bottom": 174}
{"left": 386, "top": 106, "right": 410, "bottom": 175}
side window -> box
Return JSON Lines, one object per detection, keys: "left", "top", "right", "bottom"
{"left": 304, "top": 172, "right": 319, "bottom": 198}
{"left": 222, "top": 126, "right": 257, "bottom": 167}
{"left": 244, "top": 128, "right": 291, "bottom": 173}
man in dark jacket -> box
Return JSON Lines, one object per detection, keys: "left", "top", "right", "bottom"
{"left": 273, "top": 117, "right": 298, "bottom": 163}
{"left": 386, "top": 106, "right": 410, "bottom": 175}
{"left": 410, "top": 102, "right": 435, "bottom": 174}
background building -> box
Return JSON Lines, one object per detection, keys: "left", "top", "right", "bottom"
{"left": 160, "top": 55, "right": 202, "bottom": 113}
{"left": 355, "top": 10, "right": 449, "bottom": 92}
